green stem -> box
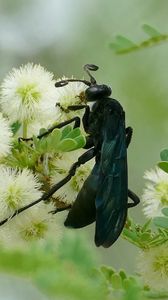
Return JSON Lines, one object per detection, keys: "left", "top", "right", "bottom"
{"left": 22, "top": 121, "right": 28, "bottom": 139}
{"left": 43, "top": 153, "right": 49, "bottom": 176}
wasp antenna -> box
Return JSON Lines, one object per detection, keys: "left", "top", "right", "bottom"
{"left": 84, "top": 64, "right": 99, "bottom": 85}
{"left": 55, "top": 78, "right": 91, "bottom": 88}
{"left": 55, "top": 80, "right": 69, "bottom": 87}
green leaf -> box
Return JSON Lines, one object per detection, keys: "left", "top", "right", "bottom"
{"left": 153, "top": 216, "right": 168, "bottom": 229}
{"left": 160, "top": 149, "right": 168, "bottom": 161}
{"left": 39, "top": 138, "right": 48, "bottom": 152}
{"left": 158, "top": 161, "right": 168, "bottom": 173}
{"left": 32, "top": 126, "right": 85, "bottom": 154}
{"left": 110, "top": 35, "right": 136, "bottom": 52}
{"left": 124, "top": 283, "right": 142, "bottom": 300}
{"left": 39, "top": 128, "right": 48, "bottom": 135}
{"left": 162, "top": 207, "right": 168, "bottom": 217}
{"left": 57, "top": 138, "right": 77, "bottom": 152}
{"left": 115, "top": 35, "right": 136, "bottom": 48}
{"left": 51, "top": 128, "right": 62, "bottom": 139}
{"left": 140, "top": 232, "right": 151, "bottom": 241}
{"left": 61, "top": 125, "right": 73, "bottom": 139}
{"left": 32, "top": 135, "right": 39, "bottom": 149}
{"left": 74, "top": 135, "right": 86, "bottom": 149}
{"left": 119, "top": 269, "right": 127, "bottom": 280}
{"left": 11, "top": 121, "right": 21, "bottom": 135}
{"left": 100, "top": 265, "right": 115, "bottom": 281}
{"left": 66, "top": 127, "right": 81, "bottom": 139}
{"left": 110, "top": 25, "right": 168, "bottom": 55}
{"left": 122, "top": 228, "right": 139, "bottom": 242}
{"left": 110, "top": 273, "right": 122, "bottom": 289}
{"left": 142, "top": 24, "right": 161, "bottom": 38}
{"left": 123, "top": 278, "right": 132, "bottom": 290}
{"left": 49, "top": 129, "right": 62, "bottom": 149}
{"left": 141, "top": 219, "right": 151, "bottom": 232}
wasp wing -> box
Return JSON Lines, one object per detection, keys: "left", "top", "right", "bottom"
{"left": 64, "top": 163, "right": 100, "bottom": 228}
{"left": 95, "top": 114, "right": 128, "bottom": 248}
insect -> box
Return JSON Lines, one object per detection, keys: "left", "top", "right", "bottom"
{"left": 55, "top": 64, "right": 140, "bottom": 247}
{"left": 0, "top": 64, "right": 140, "bottom": 248}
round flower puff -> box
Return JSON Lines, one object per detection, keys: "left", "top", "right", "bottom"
{"left": 142, "top": 167, "right": 168, "bottom": 218}
{"left": 0, "top": 113, "right": 12, "bottom": 158}
{"left": 0, "top": 63, "right": 57, "bottom": 124}
{"left": 137, "top": 242, "right": 168, "bottom": 290}
{"left": 0, "top": 166, "right": 42, "bottom": 219}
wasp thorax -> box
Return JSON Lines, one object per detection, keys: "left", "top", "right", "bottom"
{"left": 85, "top": 84, "right": 112, "bottom": 102}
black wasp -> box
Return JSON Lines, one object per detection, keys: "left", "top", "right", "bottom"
{"left": 55, "top": 64, "right": 140, "bottom": 247}
{"left": 0, "top": 64, "right": 140, "bottom": 248}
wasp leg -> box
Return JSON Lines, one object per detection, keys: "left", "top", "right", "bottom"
{"left": 37, "top": 116, "right": 81, "bottom": 136}
{"left": 18, "top": 116, "right": 81, "bottom": 142}
{"left": 68, "top": 105, "right": 90, "bottom": 133}
{"left": 67, "top": 104, "right": 94, "bottom": 149}
{"left": 83, "top": 135, "right": 94, "bottom": 149}
{"left": 68, "top": 104, "right": 87, "bottom": 111}
{"left": 0, "top": 147, "right": 97, "bottom": 226}
{"left": 126, "top": 127, "right": 133, "bottom": 148}
{"left": 127, "top": 189, "right": 140, "bottom": 208}
{"left": 42, "top": 147, "right": 96, "bottom": 200}
{"left": 82, "top": 105, "right": 90, "bottom": 132}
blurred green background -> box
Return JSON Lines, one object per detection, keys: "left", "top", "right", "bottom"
{"left": 0, "top": 0, "right": 168, "bottom": 297}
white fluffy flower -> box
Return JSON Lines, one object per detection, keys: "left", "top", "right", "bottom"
{"left": 55, "top": 78, "right": 87, "bottom": 122}
{"left": 55, "top": 78, "right": 87, "bottom": 109}
{"left": 137, "top": 242, "right": 168, "bottom": 290}
{"left": 142, "top": 167, "right": 168, "bottom": 218}
{"left": 0, "top": 113, "right": 12, "bottom": 158}
{"left": 50, "top": 150, "right": 94, "bottom": 205}
{"left": 0, "top": 63, "right": 58, "bottom": 124}
{"left": 0, "top": 166, "right": 42, "bottom": 220}
{"left": 0, "top": 202, "right": 63, "bottom": 247}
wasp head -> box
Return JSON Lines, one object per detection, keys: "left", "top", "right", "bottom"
{"left": 55, "top": 64, "right": 112, "bottom": 102}
{"left": 83, "top": 64, "right": 111, "bottom": 102}
{"left": 85, "top": 84, "right": 111, "bottom": 102}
